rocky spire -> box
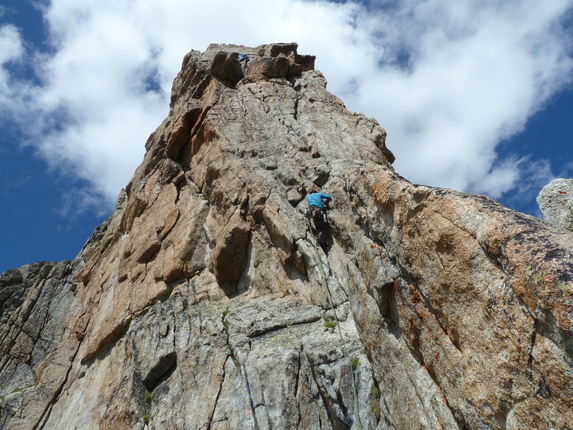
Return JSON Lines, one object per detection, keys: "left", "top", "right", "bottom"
{"left": 1, "top": 43, "right": 572, "bottom": 429}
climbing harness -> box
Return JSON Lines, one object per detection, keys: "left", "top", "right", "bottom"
{"left": 305, "top": 217, "right": 362, "bottom": 430}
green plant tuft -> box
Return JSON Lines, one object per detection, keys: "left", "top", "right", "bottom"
{"left": 324, "top": 320, "right": 337, "bottom": 329}
{"left": 143, "top": 389, "right": 153, "bottom": 422}
{"left": 351, "top": 357, "right": 359, "bottom": 371}
{"left": 369, "top": 382, "right": 381, "bottom": 420}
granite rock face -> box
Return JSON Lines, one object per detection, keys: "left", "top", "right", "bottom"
{"left": 1, "top": 43, "right": 572, "bottom": 429}
{"left": 0, "top": 262, "right": 57, "bottom": 327}
{"left": 0, "top": 261, "right": 77, "bottom": 428}
{"left": 537, "top": 178, "right": 573, "bottom": 231}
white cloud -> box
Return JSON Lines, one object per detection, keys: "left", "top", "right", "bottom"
{"left": 1, "top": 0, "right": 573, "bottom": 214}
{"left": 0, "top": 25, "right": 24, "bottom": 110}
{"left": 0, "top": 25, "right": 22, "bottom": 62}
{"left": 346, "top": 0, "right": 573, "bottom": 196}
{"left": 560, "top": 161, "right": 573, "bottom": 178}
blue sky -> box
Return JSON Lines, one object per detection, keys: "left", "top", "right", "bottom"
{"left": 1, "top": 0, "right": 572, "bottom": 273}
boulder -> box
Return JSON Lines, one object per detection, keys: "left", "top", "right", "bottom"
{"left": 537, "top": 178, "right": 573, "bottom": 230}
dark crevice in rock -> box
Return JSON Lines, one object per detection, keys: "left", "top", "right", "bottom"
{"left": 190, "top": 74, "right": 212, "bottom": 101}
{"left": 247, "top": 315, "right": 322, "bottom": 339}
{"left": 527, "top": 322, "right": 538, "bottom": 371}
{"left": 213, "top": 224, "right": 252, "bottom": 297}
{"left": 536, "top": 374, "right": 551, "bottom": 399}
{"left": 136, "top": 241, "right": 161, "bottom": 264}
{"left": 293, "top": 346, "right": 303, "bottom": 428}
{"left": 171, "top": 108, "right": 204, "bottom": 164}
{"left": 293, "top": 93, "right": 300, "bottom": 121}
{"left": 375, "top": 281, "right": 400, "bottom": 329}
{"left": 142, "top": 351, "right": 177, "bottom": 392}
{"left": 234, "top": 235, "right": 254, "bottom": 296}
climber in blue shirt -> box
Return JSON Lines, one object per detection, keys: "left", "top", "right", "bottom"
{"left": 305, "top": 192, "right": 332, "bottom": 252}
{"left": 305, "top": 192, "right": 331, "bottom": 208}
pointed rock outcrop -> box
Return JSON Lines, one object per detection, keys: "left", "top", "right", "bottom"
{"left": 1, "top": 43, "right": 572, "bottom": 429}
{"left": 537, "top": 178, "right": 573, "bottom": 231}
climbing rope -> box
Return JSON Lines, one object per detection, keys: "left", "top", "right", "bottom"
{"left": 305, "top": 216, "right": 362, "bottom": 430}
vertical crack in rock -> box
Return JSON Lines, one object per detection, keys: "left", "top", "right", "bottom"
{"left": 293, "top": 93, "right": 300, "bottom": 121}
{"left": 34, "top": 340, "right": 81, "bottom": 430}
{"left": 528, "top": 322, "right": 538, "bottom": 371}
{"left": 293, "top": 344, "right": 303, "bottom": 429}
{"left": 306, "top": 353, "right": 347, "bottom": 430}
{"left": 207, "top": 354, "right": 228, "bottom": 430}
{"left": 219, "top": 309, "right": 260, "bottom": 430}
{"left": 240, "top": 360, "right": 261, "bottom": 430}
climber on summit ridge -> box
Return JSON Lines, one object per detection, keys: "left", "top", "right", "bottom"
{"left": 239, "top": 53, "right": 249, "bottom": 73}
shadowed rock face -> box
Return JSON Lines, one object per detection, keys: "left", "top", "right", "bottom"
{"left": 1, "top": 43, "right": 572, "bottom": 429}
{"left": 0, "top": 261, "right": 77, "bottom": 429}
